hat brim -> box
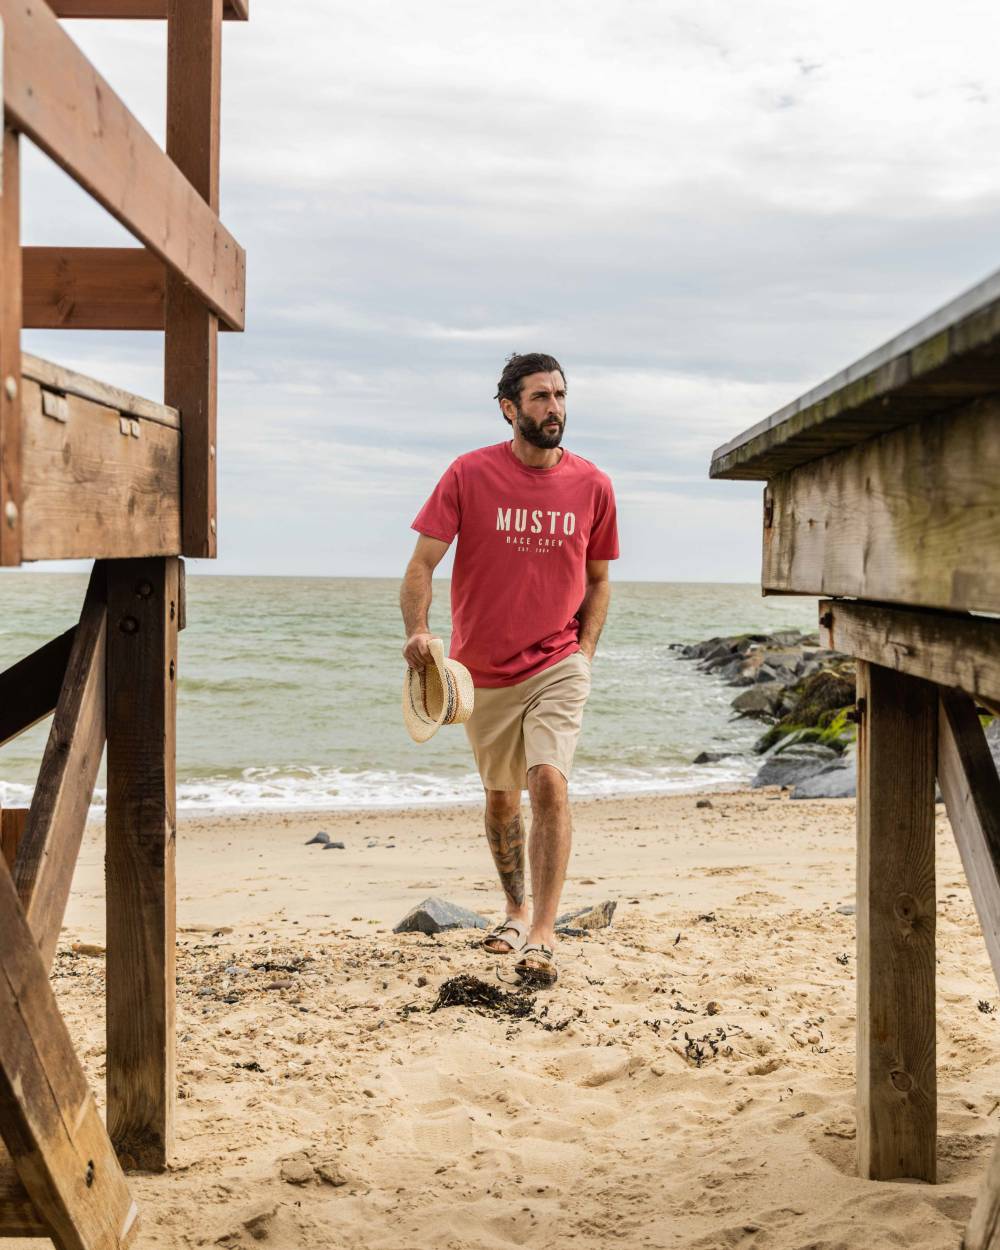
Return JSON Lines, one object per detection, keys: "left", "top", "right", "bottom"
{"left": 402, "top": 640, "right": 474, "bottom": 743}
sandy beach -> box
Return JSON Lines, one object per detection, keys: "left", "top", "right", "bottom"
{"left": 28, "top": 789, "right": 1000, "bottom": 1249}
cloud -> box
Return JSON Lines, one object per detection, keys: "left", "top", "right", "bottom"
{"left": 19, "top": 1, "right": 1000, "bottom": 577}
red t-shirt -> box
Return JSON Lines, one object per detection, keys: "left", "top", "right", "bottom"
{"left": 411, "top": 441, "right": 619, "bottom": 687}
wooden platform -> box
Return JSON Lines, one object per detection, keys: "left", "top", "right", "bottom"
{"left": 18, "top": 353, "right": 180, "bottom": 561}
{"left": 710, "top": 265, "right": 1000, "bottom": 482}
{"left": 712, "top": 264, "right": 1000, "bottom": 1247}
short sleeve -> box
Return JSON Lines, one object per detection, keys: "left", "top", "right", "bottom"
{"left": 411, "top": 461, "right": 462, "bottom": 543}
{"left": 587, "top": 479, "right": 619, "bottom": 560}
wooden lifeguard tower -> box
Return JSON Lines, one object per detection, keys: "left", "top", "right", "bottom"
{"left": 0, "top": 1, "right": 246, "bottom": 1245}
{"left": 711, "top": 270, "right": 1000, "bottom": 1246}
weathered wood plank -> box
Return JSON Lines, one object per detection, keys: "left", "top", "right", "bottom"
{"left": 937, "top": 689, "right": 1000, "bottom": 990}
{"left": 0, "top": 809, "right": 28, "bottom": 875}
{"left": 106, "top": 558, "right": 178, "bottom": 1172}
{"left": 818, "top": 601, "right": 1000, "bottom": 707}
{"left": 710, "top": 264, "right": 1000, "bottom": 481}
{"left": 966, "top": 1134, "right": 1000, "bottom": 1250}
{"left": 166, "top": 0, "right": 221, "bottom": 558}
{"left": 0, "top": 1156, "right": 47, "bottom": 1236}
{"left": 21, "top": 377, "right": 181, "bottom": 561}
{"left": 1, "top": 0, "right": 246, "bottom": 328}
{"left": 24, "top": 245, "right": 163, "bottom": 332}
{"left": 0, "top": 128, "right": 23, "bottom": 568}
{"left": 856, "top": 662, "right": 937, "bottom": 1181}
{"left": 50, "top": 0, "right": 247, "bottom": 17}
{"left": 23, "top": 247, "right": 237, "bottom": 333}
{"left": 22, "top": 351, "right": 179, "bottom": 429}
{"left": 0, "top": 850, "right": 139, "bottom": 1248}
{"left": 0, "top": 626, "right": 74, "bottom": 747}
{"left": 14, "top": 564, "right": 105, "bottom": 972}
{"left": 762, "top": 393, "right": 1000, "bottom": 613}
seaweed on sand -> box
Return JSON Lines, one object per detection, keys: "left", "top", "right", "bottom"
{"left": 431, "top": 974, "right": 535, "bottom": 1020}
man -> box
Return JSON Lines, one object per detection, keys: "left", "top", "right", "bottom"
{"left": 400, "top": 352, "right": 618, "bottom": 986}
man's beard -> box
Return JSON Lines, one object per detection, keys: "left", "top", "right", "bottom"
{"left": 515, "top": 407, "right": 565, "bottom": 449}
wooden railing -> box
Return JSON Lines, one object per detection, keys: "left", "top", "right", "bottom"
{"left": 0, "top": 0, "right": 248, "bottom": 564}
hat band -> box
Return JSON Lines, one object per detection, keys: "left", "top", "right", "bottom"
{"left": 407, "top": 664, "right": 458, "bottom": 726}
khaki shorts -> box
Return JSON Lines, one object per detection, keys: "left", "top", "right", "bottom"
{"left": 464, "top": 651, "right": 592, "bottom": 791}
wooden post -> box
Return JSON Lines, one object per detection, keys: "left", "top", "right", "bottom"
{"left": 105, "top": 558, "right": 179, "bottom": 1172}
{"left": 0, "top": 126, "right": 23, "bottom": 567}
{"left": 165, "top": 0, "right": 222, "bottom": 558}
{"left": 0, "top": 809, "right": 27, "bottom": 876}
{"left": 856, "top": 661, "right": 938, "bottom": 1181}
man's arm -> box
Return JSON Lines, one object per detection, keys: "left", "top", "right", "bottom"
{"left": 400, "top": 534, "right": 451, "bottom": 667}
{"left": 577, "top": 559, "right": 611, "bottom": 661}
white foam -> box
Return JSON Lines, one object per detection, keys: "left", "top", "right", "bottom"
{"left": 0, "top": 758, "right": 753, "bottom": 817}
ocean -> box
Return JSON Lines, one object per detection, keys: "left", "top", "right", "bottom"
{"left": 0, "top": 574, "right": 818, "bottom": 811}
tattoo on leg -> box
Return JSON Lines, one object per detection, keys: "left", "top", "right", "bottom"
{"left": 485, "top": 811, "right": 525, "bottom": 908}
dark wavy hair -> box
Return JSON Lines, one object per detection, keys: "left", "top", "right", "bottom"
{"left": 495, "top": 352, "right": 566, "bottom": 425}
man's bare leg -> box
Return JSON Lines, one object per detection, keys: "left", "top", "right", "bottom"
{"left": 483, "top": 788, "right": 528, "bottom": 952}
{"left": 525, "top": 764, "right": 571, "bottom": 948}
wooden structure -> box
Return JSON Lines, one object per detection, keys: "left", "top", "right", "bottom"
{"left": 711, "top": 268, "right": 1000, "bottom": 1244}
{"left": 0, "top": 1, "right": 246, "bottom": 1245}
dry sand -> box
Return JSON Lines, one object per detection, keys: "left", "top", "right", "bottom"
{"left": 24, "top": 789, "right": 1000, "bottom": 1249}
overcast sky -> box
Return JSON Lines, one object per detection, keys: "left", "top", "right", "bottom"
{"left": 20, "top": 1, "right": 1000, "bottom": 579}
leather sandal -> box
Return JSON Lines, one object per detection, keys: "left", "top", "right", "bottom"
{"left": 481, "top": 917, "right": 528, "bottom": 955}
{"left": 515, "top": 943, "right": 558, "bottom": 986}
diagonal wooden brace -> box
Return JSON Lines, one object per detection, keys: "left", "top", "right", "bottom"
{"left": 14, "top": 563, "right": 106, "bottom": 973}
{"left": 0, "top": 626, "right": 75, "bottom": 748}
{"left": 939, "top": 691, "right": 1000, "bottom": 1248}
{"left": 0, "top": 855, "right": 138, "bottom": 1248}
{"left": 937, "top": 688, "right": 1000, "bottom": 990}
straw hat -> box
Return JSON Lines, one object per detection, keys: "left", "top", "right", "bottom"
{"left": 402, "top": 638, "right": 475, "bottom": 743}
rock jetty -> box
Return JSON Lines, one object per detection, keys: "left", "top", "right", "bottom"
{"left": 677, "top": 630, "right": 1000, "bottom": 798}
{"left": 674, "top": 629, "right": 858, "bottom": 798}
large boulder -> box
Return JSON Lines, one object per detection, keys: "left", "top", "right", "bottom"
{"left": 731, "top": 683, "right": 785, "bottom": 718}
{"left": 791, "top": 754, "right": 857, "bottom": 800}
{"left": 752, "top": 743, "right": 839, "bottom": 789}
{"left": 393, "top": 897, "right": 489, "bottom": 935}
{"left": 756, "top": 667, "right": 857, "bottom": 754}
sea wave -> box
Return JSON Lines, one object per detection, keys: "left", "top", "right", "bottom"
{"left": 0, "top": 758, "right": 755, "bottom": 816}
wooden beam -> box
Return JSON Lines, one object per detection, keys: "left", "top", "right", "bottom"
{"left": 937, "top": 689, "right": 1000, "bottom": 989}
{"left": 0, "top": 127, "right": 23, "bottom": 567}
{"left": 20, "top": 375, "right": 181, "bottom": 561}
{"left": 106, "top": 558, "right": 178, "bottom": 1172}
{"left": 14, "top": 564, "right": 106, "bottom": 972}
{"left": 818, "top": 601, "right": 1000, "bottom": 707}
{"left": 23, "top": 351, "right": 180, "bottom": 427}
{"left": 2, "top": 0, "right": 246, "bottom": 329}
{"left": 762, "top": 392, "right": 1000, "bottom": 614}
{"left": 23, "top": 247, "right": 236, "bottom": 332}
{"left": 24, "top": 245, "right": 162, "bottom": 331}
{"left": 0, "top": 852, "right": 139, "bottom": 1248}
{"left": 0, "top": 626, "right": 74, "bottom": 747}
{"left": 0, "top": 809, "right": 28, "bottom": 875}
{"left": 856, "top": 661, "right": 937, "bottom": 1181}
{"left": 166, "top": 0, "right": 221, "bottom": 557}
{"left": 966, "top": 1134, "right": 1000, "bottom": 1250}
{"left": 49, "top": 0, "right": 247, "bottom": 17}
{"left": 0, "top": 1157, "right": 47, "bottom": 1236}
